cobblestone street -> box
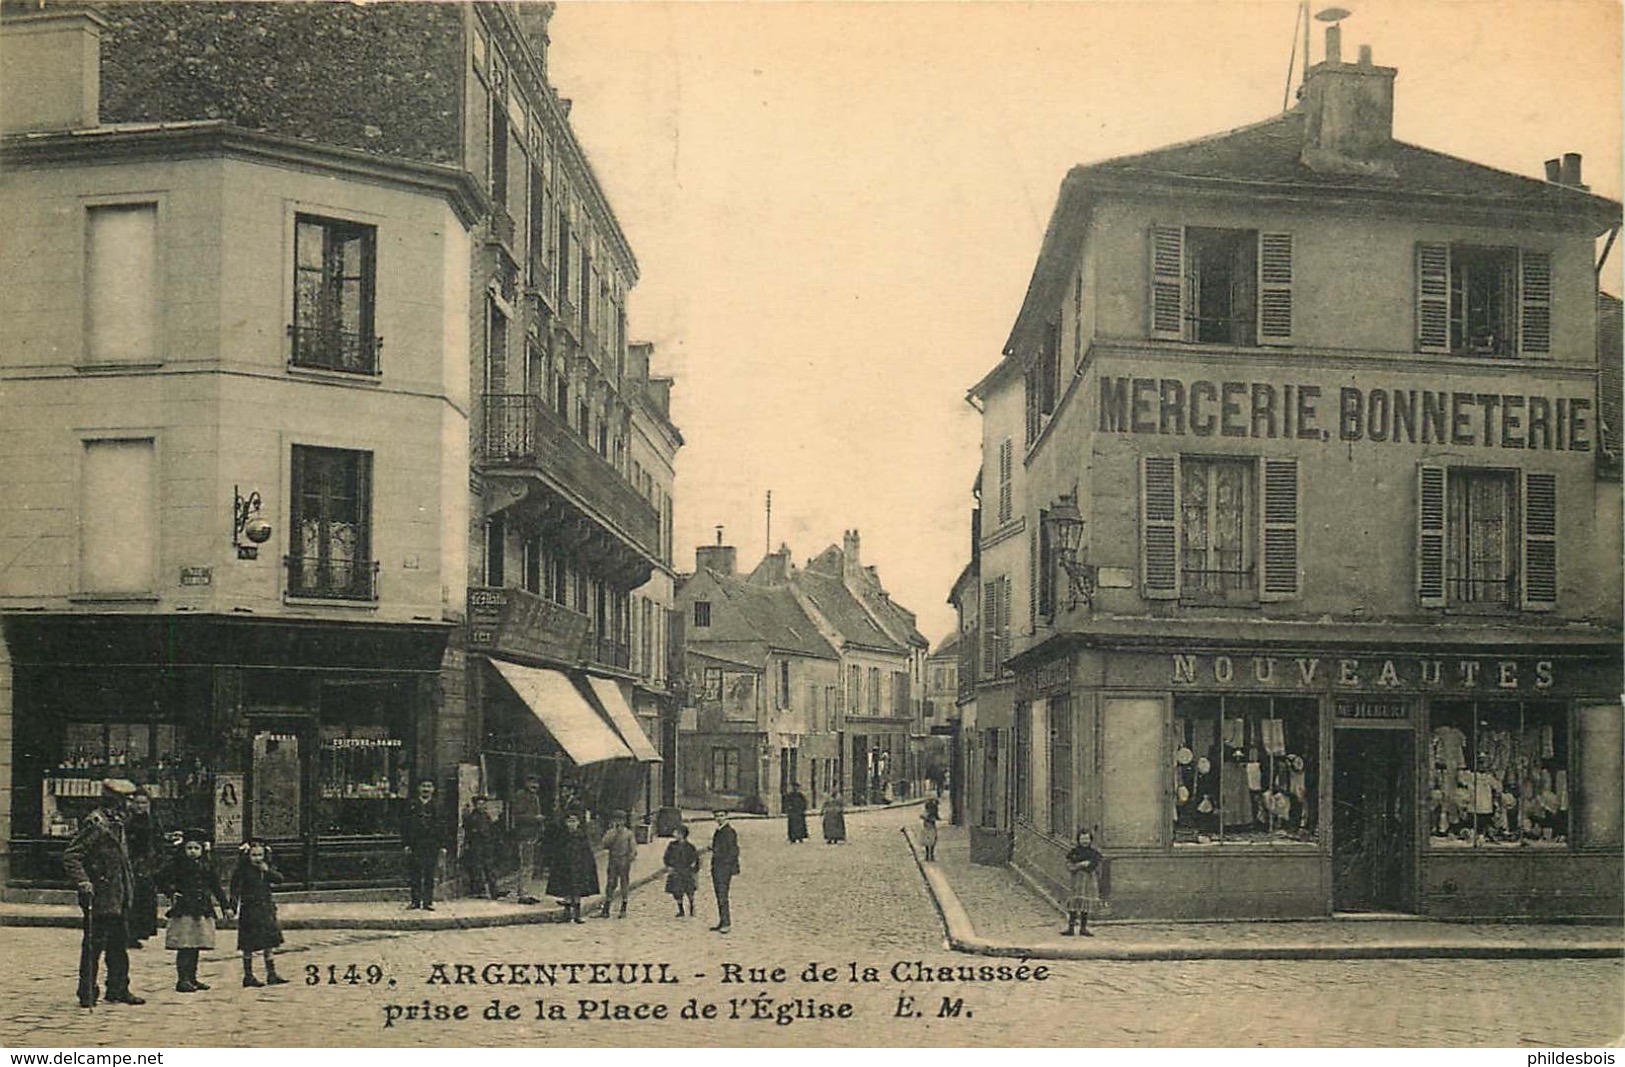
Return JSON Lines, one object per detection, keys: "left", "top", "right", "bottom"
{"left": 2, "top": 807, "right": 1620, "bottom": 1048}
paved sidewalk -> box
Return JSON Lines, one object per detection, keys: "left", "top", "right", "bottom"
{"left": 908, "top": 822, "right": 1625, "bottom": 961}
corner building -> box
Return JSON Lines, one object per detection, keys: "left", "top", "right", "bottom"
{"left": 973, "top": 33, "right": 1622, "bottom": 919}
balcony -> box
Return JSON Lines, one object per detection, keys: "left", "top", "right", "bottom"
{"left": 288, "top": 326, "right": 382, "bottom": 376}
{"left": 479, "top": 393, "right": 660, "bottom": 561}
{"left": 284, "top": 555, "right": 380, "bottom": 602}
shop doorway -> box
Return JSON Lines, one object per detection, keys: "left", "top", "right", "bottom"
{"left": 1332, "top": 728, "right": 1415, "bottom": 912}
{"left": 248, "top": 717, "right": 315, "bottom": 883}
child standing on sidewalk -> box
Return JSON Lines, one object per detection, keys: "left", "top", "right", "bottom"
{"left": 661, "top": 824, "right": 699, "bottom": 917}
{"left": 919, "top": 798, "right": 940, "bottom": 862}
{"left": 160, "top": 828, "right": 232, "bottom": 992}
{"left": 230, "top": 839, "right": 289, "bottom": 987}
{"left": 1062, "top": 828, "right": 1106, "bottom": 937}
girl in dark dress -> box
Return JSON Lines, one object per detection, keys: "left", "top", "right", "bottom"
{"left": 1062, "top": 828, "right": 1106, "bottom": 937}
{"left": 545, "top": 812, "right": 599, "bottom": 923}
{"left": 661, "top": 824, "right": 700, "bottom": 917}
{"left": 230, "top": 839, "right": 288, "bottom": 987}
{"left": 124, "top": 788, "right": 162, "bottom": 948}
{"left": 159, "top": 828, "right": 232, "bottom": 993}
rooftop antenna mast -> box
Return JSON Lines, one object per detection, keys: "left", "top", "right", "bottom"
{"left": 765, "top": 490, "right": 772, "bottom": 555}
{"left": 1282, "top": 1, "right": 1308, "bottom": 113}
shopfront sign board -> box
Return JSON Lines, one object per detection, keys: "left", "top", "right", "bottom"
{"left": 467, "top": 586, "right": 591, "bottom": 665}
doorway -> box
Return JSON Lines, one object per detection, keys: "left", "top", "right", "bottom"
{"left": 1331, "top": 728, "right": 1415, "bottom": 912}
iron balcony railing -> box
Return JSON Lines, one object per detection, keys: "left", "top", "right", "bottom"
{"left": 288, "top": 325, "right": 382, "bottom": 375}
{"left": 284, "top": 555, "right": 380, "bottom": 601}
{"left": 479, "top": 393, "right": 660, "bottom": 558}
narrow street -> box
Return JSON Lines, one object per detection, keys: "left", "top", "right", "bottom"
{"left": 2, "top": 806, "right": 1620, "bottom": 1048}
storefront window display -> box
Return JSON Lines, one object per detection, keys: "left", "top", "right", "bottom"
{"left": 43, "top": 721, "right": 199, "bottom": 837}
{"left": 316, "top": 725, "right": 409, "bottom": 834}
{"left": 1172, "top": 696, "right": 1318, "bottom": 845}
{"left": 1428, "top": 700, "right": 1568, "bottom": 848}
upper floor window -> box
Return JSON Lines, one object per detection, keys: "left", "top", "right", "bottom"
{"left": 693, "top": 600, "right": 711, "bottom": 628}
{"left": 288, "top": 445, "right": 375, "bottom": 600}
{"left": 1150, "top": 226, "right": 1293, "bottom": 347}
{"left": 293, "top": 216, "right": 378, "bottom": 375}
{"left": 1416, "top": 243, "right": 1550, "bottom": 358}
{"left": 1141, "top": 455, "right": 1299, "bottom": 603}
{"left": 1417, "top": 465, "right": 1555, "bottom": 611}
{"left": 1024, "top": 323, "right": 1062, "bottom": 447}
{"left": 86, "top": 203, "right": 158, "bottom": 364}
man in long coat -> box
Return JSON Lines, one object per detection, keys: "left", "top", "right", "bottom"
{"left": 709, "top": 810, "right": 740, "bottom": 934}
{"left": 63, "top": 778, "right": 144, "bottom": 1007}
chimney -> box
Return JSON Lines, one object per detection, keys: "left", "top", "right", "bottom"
{"left": 1545, "top": 158, "right": 1564, "bottom": 182}
{"left": 1299, "top": 27, "right": 1398, "bottom": 178}
{"left": 0, "top": 5, "right": 106, "bottom": 135}
{"left": 842, "top": 530, "right": 862, "bottom": 585}
{"left": 696, "top": 544, "right": 736, "bottom": 577}
{"left": 1560, "top": 152, "right": 1587, "bottom": 190}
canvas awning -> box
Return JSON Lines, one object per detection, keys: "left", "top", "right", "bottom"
{"left": 489, "top": 659, "right": 633, "bottom": 766}
{"left": 582, "top": 675, "right": 662, "bottom": 764}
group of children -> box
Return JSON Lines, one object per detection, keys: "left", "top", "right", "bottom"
{"left": 157, "top": 830, "right": 289, "bottom": 993}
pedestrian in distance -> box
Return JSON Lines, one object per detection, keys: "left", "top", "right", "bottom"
{"left": 1062, "top": 828, "right": 1107, "bottom": 937}
{"left": 598, "top": 810, "right": 637, "bottom": 918}
{"left": 461, "top": 795, "right": 504, "bottom": 900}
{"left": 783, "top": 781, "right": 809, "bottom": 844}
{"left": 509, "top": 775, "right": 545, "bottom": 902}
{"left": 708, "top": 810, "right": 740, "bottom": 934}
{"left": 546, "top": 810, "right": 598, "bottom": 923}
{"left": 160, "top": 827, "right": 232, "bottom": 993}
{"left": 229, "top": 839, "right": 289, "bottom": 987}
{"left": 661, "top": 824, "right": 700, "bottom": 918}
{"left": 124, "top": 785, "right": 162, "bottom": 950}
{"left": 63, "top": 777, "right": 144, "bottom": 1008}
{"left": 919, "top": 798, "right": 940, "bottom": 862}
{"left": 401, "top": 778, "right": 446, "bottom": 911}
{"left": 821, "top": 791, "right": 847, "bottom": 844}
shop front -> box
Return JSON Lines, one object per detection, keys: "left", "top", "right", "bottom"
{"left": 5, "top": 614, "right": 447, "bottom": 891}
{"left": 1008, "top": 635, "right": 1623, "bottom": 921}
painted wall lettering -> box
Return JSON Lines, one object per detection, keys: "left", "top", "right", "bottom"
{"left": 1166, "top": 653, "right": 1561, "bottom": 693}
{"left": 1102, "top": 377, "right": 1591, "bottom": 452}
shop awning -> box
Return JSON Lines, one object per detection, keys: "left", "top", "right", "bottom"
{"left": 582, "top": 675, "right": 662, "bottom": 764}
{"left": 489, "top": 660, "right": 634, "bottom": 766}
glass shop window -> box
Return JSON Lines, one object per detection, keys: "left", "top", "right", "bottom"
{"left": 316, "top": 724, "right": 410, "bottom": 836}
{"left": 1172, "top": 696, "right": 1319, "bottom": 845}
{"left": 44, "top": 721, "right": 189, "bottom": 837}
{"left": 1428, "top": 700, "right": 1568, "bottom": 849}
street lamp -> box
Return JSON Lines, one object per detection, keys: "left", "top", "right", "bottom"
{"left": 1046, "top": 491, "right": 1095, "bottom": 608}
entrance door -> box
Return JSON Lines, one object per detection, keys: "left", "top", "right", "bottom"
{"left": 249, "top": 718, "right": 314, "bottom": 884}
{"left": 851, "top": 736, "right": 869, "bottom": 804}
{"left": 1332, "top": 728, "right": 1415, "bottom": 912}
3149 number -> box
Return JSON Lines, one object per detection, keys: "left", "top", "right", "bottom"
{"left": 306, "top": 963, "right": 388, "bottom": 986}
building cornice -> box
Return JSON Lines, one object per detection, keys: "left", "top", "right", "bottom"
{"left": 1, "top": 121, "right": 490, "bottom": 228}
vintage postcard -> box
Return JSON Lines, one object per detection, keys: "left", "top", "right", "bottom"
{"left": 0, "top": 0, "right": 1620, "bottom": 1051}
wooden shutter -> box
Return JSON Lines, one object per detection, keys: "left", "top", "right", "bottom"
{"left": 1416, "top": 464, "right": 1447, "bottom": 607}
{"left": 1521, "top": 471, "right": 1558, "bottom": 610}
{"left": 982, "top": 580, "right": 998, "bottom": 675}
{"left": 998, "top": 438, "right": 1013, "bottom": 524}
{"left": 1416, "top": 242, "right": 1450, "bottom": 353}
{"left": 1257, "top": 233, "right": 1294, "bottom": 345}
{"left": 1519, "top": 250, "right": 1552, "bottom": 356}
{"left": 1141, "top": 455, "right": 1179, "bottom": 599}
{"left": 1028, "top": 526, "right": 1039, "bottom": 631}
{"left": 1149, "top": 225, "right": 1185, "bottom": 340}
{"left": 1259, "top": 458, "right": 1299, "bottom": 600}
{"left": 998, "top": 577, "right": 1012, "bottom": 673}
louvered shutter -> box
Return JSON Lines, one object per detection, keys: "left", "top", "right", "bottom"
{"left": 1028, "top": 526, "right": 1038, "bottom": 631}
{"left": 1141, "top": 455, "right": 1179, "bottom": 599}
{"left": 1416, "top": 464, "right": 1447, "bottom": 607}
{"left": 1259, "top": 458, "right": 1299, "bottom": 600}
{"left": 1257, "top": 233, "right": 1294, "bottom": 345}
{"left": 982, "top": 580, "right": 998, "bottom": 675}
{"left": 1149, "top": 225, "right": 1185, "bottom": 340}
{"left": 1521, "top": 472, "right": 1557, "bottom": 610}
{"left": 1416, "top": 242, "right": 1450, "bottom": 353}
{"left": 998, "top": 577, "right": 1012, "bottom": 674}
{"left": 1519, "top": 251, "right": 1552, "bottom": 357}
{"left": 998, "top": 438, "right": 1013, "bottom": 524}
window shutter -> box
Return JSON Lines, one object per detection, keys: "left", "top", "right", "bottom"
{"left": 982, "top": 580, "right": 998, "bottom": 676}
{"left": 998, "top": 577, "right": 1012, "bottom": 673}
{"left": 1141, "top": 455, "right": 1179, "bottom": 599}
{"left": 1259, "top": 457, "right": 1299, "bottom": 600}
{"left": 1416, "top": 242, "right": 1450, "bottom": 353}
{"left": 1522, "top": 471, "right": 1558, "bottom": 610}
{"left": 1416, "top": 464, "right": 1447, "bottom": 607}
{"left": 997, "top": 438, "right": 1013, "bottom": 524}
{"left": 1149, "top": 225, "right": 1185, "bottom": 340}
{"left": 1028, "top": 526, "right": 1038, "bottom": 632}
{"left": 1257, "top": 233, "right": 1294, "bottom": 345}
{"left": 1519, "top": 250, "right": 1552, "bottom": 356}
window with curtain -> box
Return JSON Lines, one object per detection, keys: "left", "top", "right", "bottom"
{"left": 289, "top": 445, "right": 373, "bottom": 600}
{"left": 292, "top": 215, "right": 377, "bottom": 374}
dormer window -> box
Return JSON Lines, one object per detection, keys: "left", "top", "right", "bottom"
{"left": 1149, "top": 226, "right": 1294, "bottom": 347}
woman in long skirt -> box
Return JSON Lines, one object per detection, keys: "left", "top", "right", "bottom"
{"left": 821, "top": 792, "right": 847, "bottom": 844}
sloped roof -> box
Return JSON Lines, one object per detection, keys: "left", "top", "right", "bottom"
{"left": 795, "top": 570, "right": 907, "bottom": 654}
{"left": 803, "top": 544, "right": 927, "bottom": 649}
{"left": 930, "top": 629, "right": 963, "bottom": 659}
{"left": 695, "top": 571, "right": 837, "bottom": 662}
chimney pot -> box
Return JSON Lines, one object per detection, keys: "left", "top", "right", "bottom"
{"left": 1561, "top": 152, "right": 1584, "bottom": 188}
{"left": 1545, "top": 158, "right": 1564, "bottom": 182}
{"left": 1325, "top": 23, "right": 1342, "bottom": 64}
{"left": 0, "top": 7, "right": 107, "bottom": 135}
{"left": 1358, "top": 44, "right": 1373, "bottom": 66}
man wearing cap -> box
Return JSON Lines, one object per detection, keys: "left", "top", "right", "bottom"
{"left": 598, "top": 811, "right": 637, "bottom": 918}
{"left": 62, "top": 778, "right": 145, "bottom": 1007}
{"left": 460, "top": 795, "right": 502, "bottom": 900}
{"left": 708, "top": 810, "right": 740, "bottom": 934}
